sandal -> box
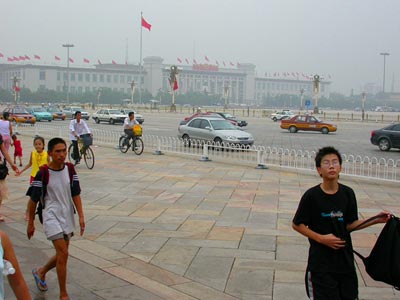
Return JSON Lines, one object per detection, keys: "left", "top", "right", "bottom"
{"left": 32, "top": 268, "right": 48, "bottom": 291}
{"left": 0, "top": 216, "right": 5, "bottom": 222}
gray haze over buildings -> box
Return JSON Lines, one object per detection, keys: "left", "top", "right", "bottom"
{"left": 1, "top": 0, "right": 399, "bottom": 96}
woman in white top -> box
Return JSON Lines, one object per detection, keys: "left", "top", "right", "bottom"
{"left": 0, "top": 113, "right": 12, "bottom": 152}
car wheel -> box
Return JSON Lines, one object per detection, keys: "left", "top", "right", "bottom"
{"left": 182, "top": 134, "right": 191, "bottom": 147}
{"left": 321, "top": 127, "right": 329, "bottom": 134}
{"left": 110, "top": 119, "right": 115, "bottom": 125}
{"left": 272, "top": 117, "right": 277, "bottom": 122}
{"left": 95, "top": 118, "right": 100, "bottom": 124}
{"left": 289, "top": 126, "right": 297, "bottom": 133}
{"left": 378, "top": 138, "right": 391, "bottom": 151}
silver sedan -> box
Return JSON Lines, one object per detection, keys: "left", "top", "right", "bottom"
{"left": 178, "top": 117, "right": 254, "bottom": 146}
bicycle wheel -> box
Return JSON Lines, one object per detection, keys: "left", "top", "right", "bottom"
{"left": 83, "top": 146, "right": 95, "bottom": 169}
{"left": 133, "top": 137, "right": 144, "bottom": 155}
{"left": 119, "top": 136, "right": 130, "bottom": 153}
{"left": 68, "top": 143, "right": 74, "bottom": 163}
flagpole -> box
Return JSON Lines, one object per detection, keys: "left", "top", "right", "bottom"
{"left": 139, "top": 11, "right": 143, "bottom": 105}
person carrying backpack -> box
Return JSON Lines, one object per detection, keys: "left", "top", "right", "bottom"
{"left": 26, "top": 137, "right": 85, "bottom": 300}
{"left": 292, "top": 146, "right": 390, "bottom": 300}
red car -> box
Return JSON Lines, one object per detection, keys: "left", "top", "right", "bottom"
{"left": 3, "top": 106, "right": 36, "bottom": 125}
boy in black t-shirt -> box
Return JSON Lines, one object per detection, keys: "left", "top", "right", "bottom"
{"left": 292, "top": 146, "right": 390, "bottom": 300}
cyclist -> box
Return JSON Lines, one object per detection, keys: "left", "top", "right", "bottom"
{"left": 69, "top": 111, "right": 91, "bottom": 165}
{"left": 123, "top": 111, "right": 139, "bottom": 145}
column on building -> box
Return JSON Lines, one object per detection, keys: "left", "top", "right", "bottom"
{"left": 143, "top": 56, "right": 163, "bottom": 97}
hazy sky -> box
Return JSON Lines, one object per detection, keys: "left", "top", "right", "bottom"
{"left": 2, "top": 0, "right": 399, "bottom": 95}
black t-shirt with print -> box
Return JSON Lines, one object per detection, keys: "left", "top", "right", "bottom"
{"left": 293, "top": 183, "right": 358, "bottom": 273}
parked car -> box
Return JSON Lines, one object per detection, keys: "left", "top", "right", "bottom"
{"left": 280, "top": 115, "right": 337, "bottom": 134}
{"left": 370, "top": 123, "right": 400, "bottom": 151}
{"left": 271, "top": 110, "right": 295, "bottom": 122}
{"left": 26, "top": 107, "right": 53, "bottom": 122}
{"left": 92, "top": 109, "right": 127, "bottom": 124}
{"left": 62, "top": 106, "right": 90, "bottom": 120}
{"left": 46, "top": 106, "right": 66, "bottom": 120}
{"left": 3, "top": 106, "right": 36, "bottom": 125}
{"left": 212, "top": 112, "right": 248, "bottom": 127}
{"left": 178, "top": 116, "right": 254, "bottom": 147}
{"left": 120, "top": 109, "right": 144, "bottom": 124}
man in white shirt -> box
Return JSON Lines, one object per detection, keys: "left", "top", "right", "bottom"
{"left": 69, "top": 111, "right": 91, "bottom": 165}
{"left": 123, "top": 111, "right": 138, "bottom": 143}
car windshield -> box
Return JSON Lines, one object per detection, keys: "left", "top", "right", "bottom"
{"left": 47, "top": 107, "right": 60, "bottom": 112}
{"left": 210, "top": 119, "right": 236, "bottom": 130}
{"left": 32, "top": 107, "right": 46, "bottom": 112}
{"left": 71, "top": 107, "right": 82, "bottom": 111}
{"left": 13, "top": 108, "right": 29, "bottom": 114}
{"left": 108, "top": 109, "right": 122, "bottom": 114}
{"left": 222, "top": 113, "right": 234, "bottom": 118}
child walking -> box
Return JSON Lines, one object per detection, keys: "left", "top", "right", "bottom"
{"left": 11, "top": 134, "right": 23, "bottom": 167}
{"left": 18, "top": 136, "right": 49, "bottom": 221}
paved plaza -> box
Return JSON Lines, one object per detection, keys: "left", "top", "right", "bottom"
{"left": 1, "top": 137, "right": 399, "bottom": 300}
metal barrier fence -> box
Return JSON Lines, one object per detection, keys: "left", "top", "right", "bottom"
{"left": 17, "top": 123, "right": 400, "bottom": 182}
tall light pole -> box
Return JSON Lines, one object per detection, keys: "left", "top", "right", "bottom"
{"left": 300, "top": 88, "right": 305, "bottom": 111}
{"left": 380, "top": 52, "right": 390, "bottom": 94}
{"left": 62, "top": 43, "right": 74, "bottom": 104}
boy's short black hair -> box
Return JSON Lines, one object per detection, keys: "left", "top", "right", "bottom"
{"left": 128, "top": 111, "right": 134, "bottom": 117}
{"left": 315, "top": 146, "right": 342, "bottom": 168}
{"left": 3, "top": 112, "right": 9, "bottom": 119}
{"left": 74, "top": 111, "right": 81, "bottom": 117}
{"left": 48, "top": 137, "right": 66, "bottom": 152}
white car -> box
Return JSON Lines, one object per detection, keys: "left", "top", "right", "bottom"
{"left": 92, "top": 109, "right": 127, "bottom": 124}
{"left": 120, "top": 109, "right": 144, "bottom": 124}
{"left": 62, "top": 106, "right": 90, "bottom": 120}
{"left": 270, "top": 110, "right": 295, "bottom": 122}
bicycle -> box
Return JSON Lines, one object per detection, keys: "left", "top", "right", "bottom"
{"left": 119, "top": 134, "right": 144, "bottom": 155}
{"left": 68, "top": 134, "right": 95, "bottom": 169}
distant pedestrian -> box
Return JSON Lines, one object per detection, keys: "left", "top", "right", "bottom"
{"left": 292, "top": 146, "right": 390, "bottom": 300}
{"left": 18, "top": 136, "right": 49, "bottom": 221}
{"left": 0, "top": 112, "right": 12, "bottom": 153}
{"left": 11, "top": 134, "right": 23, "bottom": 167}
{"left": 26, "top": 137, "right": 85, "bottom": 300}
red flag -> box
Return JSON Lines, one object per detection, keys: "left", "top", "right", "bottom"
{"left": 83, "top": 58, "right": 90, "bottom": 63}
{"left": 97, "top": 59, "right": 102, "bottom": 65}
{"left": 24, "top": 55, "right": 30, "bottom": 60}
{"left": 112, "top": 60, "right": 117, "bottom": 65}
{"left": 185, "top": 58, "right": 189, "bottom": 64}
{"left": 177, "top": 57, "right": 182, "bottom": 63}
{"left": 0, "top": 53, "right": 3, "bottom": 58}
{"left": 34, "top": 54, "right": 40, "bottom": 60}
{"left": 141, "top": 16, "right": 152, "bottom": 31}
{"left": 69, "top": 58, "right": 74, "bottom": 63}
{"left": 55, "top": 56, "right": 61, "bottom": 61}
{"left": 7, "top": 57, "right": 13, "bottom": 62}
{"left": 19, "top": 55, "right": 25, "bottom": 60}
{"left": 173, "top": 80, "right": 178, "bottom": 91}
{"left": 205, "top": 55, "right": 209, "bottom": 62}
{"left": 13, "top": 56, "right": 19, "bottom": 61}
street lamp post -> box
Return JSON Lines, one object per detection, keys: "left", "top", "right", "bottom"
{"left": 130, "top": 81, "right": 135, "bottom": 105}
{"left": 97, "top": 88, "right": 102, "bottom": 107}
{"left": 361, "top": 92, "right": 366, "bottom": 121}
{"left": 11, "top": 76, "right": 21, "bottom": 104}
{"left": 380, "top": 52, "right": 390, "bottom": 94}
{"left": 62, "top": 43, "right": 74, "bottom": 104}
{"left": 300, "top": 88, "right": 305, "bottom": 111}
{"left": 223, "top": 84, "right": 230, "bottom": 110}
{"left": 312, "top": 74, "right": 320, "bottom": 114}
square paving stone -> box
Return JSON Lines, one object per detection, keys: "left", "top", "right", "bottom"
{"left": 239, "top": 234, "right": 276, "bottom": 251}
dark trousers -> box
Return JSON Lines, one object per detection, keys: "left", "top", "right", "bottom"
{"left": 72, "top": 140, "right": 80, "bottom": 161}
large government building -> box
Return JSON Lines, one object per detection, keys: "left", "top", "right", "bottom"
{"left": 0, "top": 56, "right": 331, "bottom": 104}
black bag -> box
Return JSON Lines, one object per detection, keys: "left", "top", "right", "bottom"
{"left": 352, "top": 214, "right": 400, "bottom": 290}
{"left": 0, "top": 161, "right": 8, "bottom": 180}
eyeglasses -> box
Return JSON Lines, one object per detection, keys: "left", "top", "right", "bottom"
{"left": 321, "top": 160, "right": 340, "bottom": 167}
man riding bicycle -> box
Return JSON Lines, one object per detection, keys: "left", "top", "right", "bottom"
{"left": 123, "top": 111, "right": 139, "bottom": 144}
{"left": 69, "top": 111, "right": 91, "bottom": 165}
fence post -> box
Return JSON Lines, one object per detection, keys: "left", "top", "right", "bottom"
{"left": 199, "top": 144, "right": 211, "bottom": 161}
{"left": 153, "top": 137, "right": 163, "bottom": 155}
{"left": 255, "top": 149, "right": 268, "bottom": 169}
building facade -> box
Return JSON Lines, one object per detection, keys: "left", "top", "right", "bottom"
{"left": 0, "top": 56, "right": 331, "bottom": 104}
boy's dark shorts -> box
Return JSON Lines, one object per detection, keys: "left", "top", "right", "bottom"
{"left": 305, "top": 269, "right": 358, "bottom": 300}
